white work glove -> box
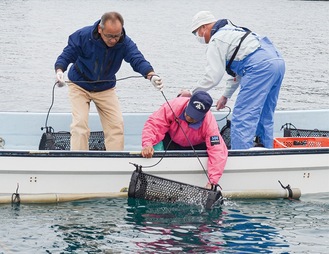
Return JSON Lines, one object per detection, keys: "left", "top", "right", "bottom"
{"left": 150, "top": 75, "right": 164, "bottom": 90}
{"left": 56, "top": 70, "right": 66, "bottom": 87}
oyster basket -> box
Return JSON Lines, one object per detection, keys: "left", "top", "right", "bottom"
{"left": 128, "top": 165, "right": 223, "bottom": 209}
{"left": 282, "top": 123, "right": 329, "bottom": 137}
{"left": 39, "top": 129, "right": 105, "bottom": 150}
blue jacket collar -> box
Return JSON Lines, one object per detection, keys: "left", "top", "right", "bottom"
{"left": 210, "top": 19, "right": 228, "bottom": 37}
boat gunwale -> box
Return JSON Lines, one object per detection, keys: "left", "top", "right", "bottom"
{"left": 0, "top": 147, "right": 328, "bottom": 158}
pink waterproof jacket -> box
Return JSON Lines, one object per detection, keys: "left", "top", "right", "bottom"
{"left": 142, "top": 97, "right": 228, "bottom": 184}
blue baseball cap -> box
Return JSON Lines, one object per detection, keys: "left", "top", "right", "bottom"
{"left": 184, "top": 91, "right": 213, "bottom": 129}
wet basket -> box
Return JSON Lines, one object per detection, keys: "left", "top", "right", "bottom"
{"left": 273, "top": 137, "right": 329, "bottom": 148}
{"left": 128, "top": 165, "right": 223, "bottom": 209}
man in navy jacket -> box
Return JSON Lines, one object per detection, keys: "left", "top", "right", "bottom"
{"left": 55, "top": 12, "right": 163, "bottom": 151}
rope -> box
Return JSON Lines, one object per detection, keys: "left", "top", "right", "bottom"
{"left": 42, "top": 83, "right": 56, "bottom": 131}
{"left": 140, "top": 93, "right": 231, "bottom": 190}
{"left": 47, "top": 76, "right": 227, "bottom": 189}
{"left": 141, "top": 139, "right": 173, "bottom": 169}
{"left": 139, "top": 90, "right": 212, "bottom": 184}
{"left": 42, "top": 75, "right": 145, "bottom": 131}
{"left": 64, "top": 75, "right": 144, "bottom": 84}
{"left": 215, "top": 105, "right": 231, "bottom": 122}
{"left": 11, "top": 183, "right": 20, "bottom": 205}
{"left": 278, "top": 180, "right": 293, "bottom": 199}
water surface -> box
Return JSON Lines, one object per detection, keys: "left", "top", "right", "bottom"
{"left": 0, "top": 0, "right": 328, "bottom": 253}
{"left": 0, "top": 0, "right": 328, "bottom": 113}
{"left": 0, "top": 194, "right": 328, "bottom": 253}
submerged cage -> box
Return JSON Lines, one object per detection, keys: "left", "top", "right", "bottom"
{"left": 128, "top": 165, "right": 223, "bottom": 209}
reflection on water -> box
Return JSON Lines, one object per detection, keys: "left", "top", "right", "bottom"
{"left": 125, "top": 199, "right": 225, "bottom": 253}
{"left": 0, "top": 194, "right": 328, "bottom": 253}
{"left": 125, "top": 198, "right": 289, "bottom": 253}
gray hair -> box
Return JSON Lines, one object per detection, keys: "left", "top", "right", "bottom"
{"left": 99, "top": 12, "right": 124, "bottom": 29}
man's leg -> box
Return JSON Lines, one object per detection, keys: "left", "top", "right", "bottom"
{"left": 256, "top": 59, "right": 285, "bottom": 148}
{"left": 92, "top": 88, "right": 124, "bottom": 151}
{"left": 68, "top": 83, "right": 91, "bottom": 150}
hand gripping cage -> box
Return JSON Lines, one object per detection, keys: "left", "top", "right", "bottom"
{"left": 128, "top": 164, "right": 223, "bottom": 209}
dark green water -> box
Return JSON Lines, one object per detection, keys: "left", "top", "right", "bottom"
{"left": 0, "top": 194, "right": 328, "bottom": 253}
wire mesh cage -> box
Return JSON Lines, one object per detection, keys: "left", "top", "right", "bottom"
{"left": 128, "top": 165, "right": 223, "bottom": 209}
{"left": 281, "top": 123, "right": 329, "bottom": 137}
{"left": 220, "top": 119, "right": 231, "bottom": 149}
{"left": 38, "top": 128, "right": 105, "bottom": 150}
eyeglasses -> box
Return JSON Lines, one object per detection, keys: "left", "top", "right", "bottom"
{"left": 192, "top": 26, "right": 201, "bottom": 36}
{"left": 192, "top": 25, "right": 206, "bottom": 36}
{"left": 102, "top": 31, "right": 123, "bottom": 39}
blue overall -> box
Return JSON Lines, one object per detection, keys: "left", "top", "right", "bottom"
{"left": 229, "top": 37, "right": 285, "bottom": 149}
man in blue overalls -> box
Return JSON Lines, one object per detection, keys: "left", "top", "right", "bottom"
{"left": 180, "top": 11, "right": 285, "bottom": 149}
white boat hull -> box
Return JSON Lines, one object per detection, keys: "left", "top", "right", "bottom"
{"left": 0, "top": 109, "right": 328, "bottom": 203}
{"left": 0, "top": 149, "right": 327, "bottom": 197}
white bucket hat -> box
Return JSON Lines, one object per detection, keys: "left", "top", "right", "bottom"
{"left": 191, "top": 11, "right": 217, "bottom": 33}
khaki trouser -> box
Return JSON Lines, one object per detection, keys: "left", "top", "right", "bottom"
{"left": 68, "top": 83, "right": 124, "bottom": 151}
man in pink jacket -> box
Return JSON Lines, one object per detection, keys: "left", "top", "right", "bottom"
{"left": 141, "top": 91, "right": 228, "bottom": 189}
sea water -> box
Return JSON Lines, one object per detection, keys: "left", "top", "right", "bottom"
{"left": 0, "top": 0, "right": 328, "bottom": 253}
{"left": 0, "top": 0, "right": 328, "bottom": 113}
{"left": 0, "top": 194, "right": 328, "bottom": 253}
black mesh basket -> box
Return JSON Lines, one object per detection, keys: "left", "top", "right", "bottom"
{"left": 128, "top": 165, "right": 223, "bottom": 209}
{"left": 39, "top": 128, "right": 105, "bottom": 150}
{"left": 220, "top": 119, "right": 231, "bottom": 149}
{"left": 282, "top": 123, "right": 329, "bottom": 137}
